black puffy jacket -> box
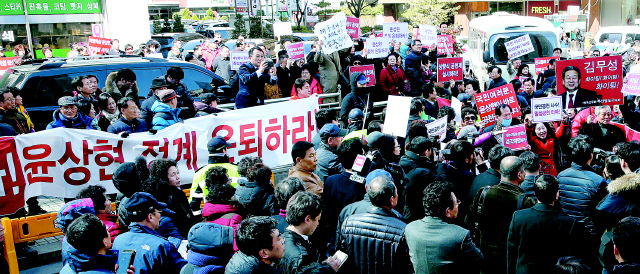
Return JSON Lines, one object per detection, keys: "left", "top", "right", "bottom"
{"left": 234, "top": 180, "right": 279, "bottom": 217}
{"left": 224, "top": 251, "right": 281, "bottom": 274}
{"left": 338, "top": 206, "right": 413, "bottom": 274}
{"left": 278, "top": 230, "right": 319, "bottom": 274}
{"left": 557, "top": 162, "right": 608, "bottom": 236}
{"left": 399, "top": 151, "right": 442, "bottom": 222}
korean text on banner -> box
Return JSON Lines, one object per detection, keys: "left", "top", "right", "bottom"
{"left": 426, "top": 115, "right": 448, "bottom": 142}
{"left": 383, "top": 23, "right": 409, "bottom": 43}
{"left": 314, "top": 12, "right": 353, "bottom": 55}
{"left": 505, "top": 34, "right": 535, "bottom": 59}
{"left": 0, "top": 137, "right": 27, "bottom": 216}
{"left": 622, "top": 73, "right": 640, "bottom": 96}
{"left": 474, "top": 83, "right": 521, "bottom": 127}
{"left": 534, "top": 56, "right": 559, "bottom": 75}
{"left": 419, "top": 25, "right": 437, "bottom": 47}
{"left": 366, "top": 37, "right": 390, "bottom": 59}
{"left": 88, "top": 36, "right": 111, "bottom": 55}
{"left": 437, "top": 57, "right": 464, "bottom": 82}
{"left": 230, "top": 52, "right": 251, "bottom": 70}
{"left": 532, "top": 96, "right": 563, "bottom": 123}
{"left": 437, "top": 35, "right": 454, "bottom": 55}
{"left": 286, "top": 42, "right": 305, "bottom": 60}
{"left": 348, "top": 65, "right": 376, "bottom": 86}
{"left": 346, "top": 16, "right": 360, "bottom": 39}
{"left": 502, "top": 124, "right": 528, "bottom": 150}
{"left": 382, "top": 95, "right": 412, "bottom": 137}
{"left": 555, "top": 55, "right": 623, "bottom": 107}
{"left": 11, "top": 97, "right": 319, "bottom": 200}
{"left": 273, "top": 22, "right": 293, "bottom": 37}
{"left": 0, "top": 57, "right": 19, "bottom": 75}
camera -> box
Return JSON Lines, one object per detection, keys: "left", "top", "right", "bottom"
{"left": 264, "top": 60, "right": 274, "bottom": 70}
{"left": 592, "top": 148, "right": 615, "bottom": 175}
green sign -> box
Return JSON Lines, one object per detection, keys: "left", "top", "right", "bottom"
{"left": 26, "top": 0, "right": 101, "bottom": 14}
{"left": 0, "top": 1, "right": 24, "bottom": 15}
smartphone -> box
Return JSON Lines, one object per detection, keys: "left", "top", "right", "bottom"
{"left": 116, "top": 249, "right": 136, "bottom": 274}
{"left": 334, "top": 250, "right": 348, "bottom": 269}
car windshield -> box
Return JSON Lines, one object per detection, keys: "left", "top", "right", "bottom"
{"left": 490, "top": 32, "right": 557, "bottom": 63}
{"left": 216, "top": 30, "right": 230, "bottom": 39}
{"left": 599, "top": 33, "right": 623, "bottom": 44}
{"left": 154, "top": 37, "right": 172, "bottom": 46}
{"left": 0, "top": 69, "right": 27, "bottom": 89}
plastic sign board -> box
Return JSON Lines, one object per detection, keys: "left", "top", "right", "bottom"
{"left": 437, "top": 57, "right": 463, "bottom": 82}
{"left": 348, "top": 65, "right": 375, "bottom": 87}
{"left": 474, "top": 83, "right": 521, "bottom": 127}
{"left": 505, "top": 34, "right": 535, "bottom": 59}
{"left": 555, "top": 55, "right": 623, "bottom": 108}
{"left": 502, "top": 124, "right": 528, "bottom": 150}
{"left": 531, "top": 96, "right": 563, "bottom": 123}
{"left": 230, "top": 52, "right": 250, "bottom": 70}
{"left": 285, "top": 42, "right": 305, "bottom": 60}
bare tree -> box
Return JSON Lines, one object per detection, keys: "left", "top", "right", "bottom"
{"left": 294, "top": 0, "right": 309, "bottom": 29}
{"left": 346, "top": 0, "right": 377, "bottom": 18}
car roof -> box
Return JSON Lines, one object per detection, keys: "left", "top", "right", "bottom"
{"left": 10, "top": 57, "right": 168, "bottom": 72}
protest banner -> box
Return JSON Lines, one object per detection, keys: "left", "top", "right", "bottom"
{"left": 555, "top": 55, "right": 623, "bottom": 107}
{"left": 314, "top": 12, "right": 353, "bottom": 55}
{"left": 532, "top": 96, "right": 563, "bottom": 123}
{"left": 348, "top": 64, "right": 376, "bottom": 86}
{"left": 502, "top": 124, "right": 528, "bottom": 150}
{"left": 383, "top": 23, "right": 409, "bottom": 43}
{"left": 0, "top": 57, "right": 19, "bottom": 75}
{"left": 230, "top": 51, "right": 250, "bottom": 70}
{"left": 382, "top": 95, "right": 412, "bottom": 137}
{"left": 88, "top": 36, "right": 111, "bottom": 55}
{"left": 0, "top": 137, "right": 27, "bottom": 216}
{"left": 365, "top": 37, "right": 390, "bottom": 59}
{"left": 426, "top": 115, "right": 448, "bottom": 142}
{"left": 534, "top": 56, "right": 559, "bottom": 75}
{"left": 474, "top": 83, "right": 521, "bottom": 127}
{"left": 622, "top": 73, "right": 640, "bottom": 96}
{"left": 273, "top": 22, "right": 293, "bottom": 37}
{"left": 346, "top": 16, "right": 360, "bottom": 39}
{"left": 2, "top": 97, "right": 319, "bottom": 203}
{"left": 437, "top": 57, "right": 463, "bottom": 82}
{"left": 419, "top": 25, "right": 437, "bottom": 47}
{"left": 505, "top": 34, "right": 535, "bottom": 59}
{"left": 437, "top": 35, "right": 454, "bottom": 55}
{"left": 285, "top": 42, "right": 305, "bottom": 60}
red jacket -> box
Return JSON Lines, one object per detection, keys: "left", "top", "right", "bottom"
{"left": 97, "top": 213, "right": 124, "bottom": 241}
{"left": 527, "top": 122, "right": 567, "bottom": 176}
{"left": 571, "top": 107, "right": 596, "bottom": 137}
{"left": 379, "top": 65, "right": 406, "bottom": 96}
{"left": 291, "top": 77, "right": 323, "bottom": 104}
{"left": 203, "top": 202, "right": 242, "bottom": 252}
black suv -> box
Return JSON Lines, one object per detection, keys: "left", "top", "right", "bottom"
{"left": 0, "top": 57, "right": 232, "bottom": 131}
{"left": 152, "top": 33, "right": 206, "bottom": 58}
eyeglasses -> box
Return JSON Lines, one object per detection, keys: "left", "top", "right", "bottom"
{"left": 464, "top": 116, "right": 476, "bottom": 121}
{"left": 353, "top": 62, "right": 362, "bottom": 65}
{"left": 153, "top": 210, "right": 163, "bottom": 216}
{"left": 455, "top": 199, "right": 462, "bottom": 206}
{"left": 3, "top": 98, "right": 14, "bottom": 102}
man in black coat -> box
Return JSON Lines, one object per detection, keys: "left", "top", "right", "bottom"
{"left": 518, "top": 151, "right": 540, "bottom": 198}
{"left": 488, "top": 66, "right": 508, "bottom": 90}
{"left": 507, "top": 175, "right": 590, "bottom": 274}
{"left": 235, "top": 47, "right": 277, "bottom": 109}
{"left": 611, "top": 217, "right": 640, "bottom": 274}
{"left": 154, "top": 66, "right": 195, "bottom": 119}
{"left": 141, "top": 78, "right": 168, "bottom": 126}
{"left": 578, "top": 105, "right": 625, "bottom": 152}
{"left": 466, "top": 145, "right": 514, "bottom": 207}
{"left": 400, "top": 136, "right": 443, "bottom": 222}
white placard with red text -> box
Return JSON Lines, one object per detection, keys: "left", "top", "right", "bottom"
{"left": 88, "top": 36, "right": 111, "bottom": 55}
{"left": 230, "top": 52, "right": 251, "bottom": 70}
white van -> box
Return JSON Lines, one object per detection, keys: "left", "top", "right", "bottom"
{"left": 464, "top": 12, "right": 559, "bottom": 90}
{"left": 594, "top": 26, "right": 640, "bottom": 52}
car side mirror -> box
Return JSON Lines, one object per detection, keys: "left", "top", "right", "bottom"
{"left": 483, "top": 51, "right": 491, "bottom": 63}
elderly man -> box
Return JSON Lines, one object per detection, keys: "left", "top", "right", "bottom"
{"left": 151, "top": 89, "right": 182, "bottom": 131}
{"left": 107, "top": 97, "right": 148, "bottom": 134}
{"left": 141, "top": 78, "right": 169, "bottom": 126}
{"left": 153, "top": 66, "right": 195, "bottom": 118}
{"left": 315, "top": 124, "right": 347, "bottom": 182}
{"left": 46, "top": 96, "right": 93, "bottom": 130}
{"left": 578, "top": 105, "right": 625, "bottom": 151}
{"left": 288, "top": 141, "right": 324, "bottom": 197}
{"left": 0, "top": 88, "right": 31, "bottom": 134}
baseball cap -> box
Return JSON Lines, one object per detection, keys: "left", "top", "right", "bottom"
{"left": 319, "top": 124, "right": 347, "bottom": 138}
{"left": 158, "top": 89, "right": 179, "bottom": 102}
{"left": 365, "top": 169, "right": 392, "bottom": 187}
{"left": 58, "top": 96, "right": 78, "bottom": 107}
{"left": 122, "top": 192, "right": 167, "bottom": 214}
{"left": 150, "top": 78, "right": 169, "bottom": 90}
{"left": 207, "top": 136, "right": 231, "bottom": 153}
{"left": 357, "top": 74, "right": 370, "bottom": 85}
{"left": 348, "top": 108, "right": 365, "bottom": 121}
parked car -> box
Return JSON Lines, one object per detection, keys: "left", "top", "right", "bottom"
{"left": 0, "top": 57, "right": 232, "bottom": 130}
{"left": 152, "top": 33, "right": 206, "bottom": 58}
{"left": 594, "top": 26, "right": 640, "bottom": 53}
{"left": 197, "top": 27, "right": 234, "bottom": 39}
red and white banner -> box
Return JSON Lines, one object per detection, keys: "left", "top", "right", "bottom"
{"left": 346, "top": 16, "right": 360, "bottom": 39}
{"left": 622, "top": 73, "right": 640, "bottom": 96}
{"left": 556, "top": 56, "right": 624, "bottom": 107}
{"left": 285, "top": 42, "right": 305, "bottom": 60}
{"left": 88, "top": 36, "right": 112, "bottom": 55}
{"left": 502, "top": 124, "right": 528, "bottom": 150}
{"left": 474, "top": 83, "right": 521, "bottom": 127}
{"left": 437, "top": 57, "right": 463, "bottom": 82}
{"left": 437, "top": 35, "right": 454, "bottom": 55}
{"left": 0, "top": 98, "right": 319, "bottom": 208}
{"left": 534, "top": 56, "right": 559, "bottom": 75}
{"left": 348, "top": 64, "right": 376, "bottom": 86}
{"left": 0, "top": 57, "right": 19, "bottom": 75}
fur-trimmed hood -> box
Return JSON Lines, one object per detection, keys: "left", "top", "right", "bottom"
{"left": 607, "top": 173, "right": 640, "bottom": 194}
{"left": 103, "top": 71, "right": 139, "bottom": 98}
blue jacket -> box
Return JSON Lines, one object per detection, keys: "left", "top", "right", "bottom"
{"left": 404, "top": 50, "right": 424, "bottom": 69}
{"left": 557, "top": 162, "right": 608, "bottom": 236}
{"left": 488, "top": 77, "right": 508, "bottom": 90}
{"left": 60, "top": 244, "right": 117, "bottom": 274}
{"left": 107, "top": 117, "right": 148, "bottom": 134}
{"left": 151, "top": 100, "right": 182, "bottom": 131}
{"left": 112, "top": 223, "right": 187, "bottom": 274}
{"left": 235, "top": 62, "right": 275, "bottom": 109}
{"left": 46, "top": 109, "right": 94, "bottom": 130}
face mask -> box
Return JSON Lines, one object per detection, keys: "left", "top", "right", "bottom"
{"left": 502, "top": 118, "right": 512, "bottom": 127}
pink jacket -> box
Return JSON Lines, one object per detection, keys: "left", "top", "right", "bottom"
{"left": 202, "top": 47, "right": 215, "bottom": 70}
{"left": 97, "top": 213, "right": 123, "bottom": 240}
{"left": 203, "top": 203, "right": 242, "bottom": 252}
{"left": 571, "top": 107, "right": 596, "bottom": 137}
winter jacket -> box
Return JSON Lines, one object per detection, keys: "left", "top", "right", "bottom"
{"left": 597, "top": 173, "right": 640, "bottom": 230}
{"left": 46, "top": 109, "right": 94, "bottom": 130}
{"left": 379, "top": 65, "right": 406, "bottom": 96}
{"left": 112, "top": 223, "right": 187, "bottom": 274}
{"left": 488, "top": 76, "right": 508, "bottom": 90}
{"left": 399, "top": 151, "right": 442, "bottom": 222}
{"left": 151, "top": 100, "right": 182, "bottom": 131}
{"left": 91, "top": 110, "right": 119, "bottom": 132}
{"left": 0, "top": 107, "right": 31, "bottom": 134}
{"left": 288, "top": 165, "right": 324, "bottom": 197}
{"left": 339, "top": 72, "right": 374, "bottom": 123}
{"left": 203, "top": 202, "right": 242, "bottom": 252}
{"left": 571, "top": 107, "right": 596, "bottom": 137}
{"left": 107, "top": 117, "right": 148, "bottom": 134}
{"left": 97, "top": 213, "right": 124, "bottom": 241}
{"left": 578, "top": 122, "right": 626, "bottom": 152}
{"left": 235, "top": 62, "right": 276, "bottom": 109}
{"left": 315, "top": 142, "right": 344, "bottom": 183}
{"left": 16, "top": 104, "right": 34, "bottom": 132}
{"left": 103, "top": 71, "right": 139, "bottom": 102}
{"left": 234, "top": 180, "right": 279, "bottom": 216}
{"left": 151, "top": 76, "right": 195, "bottom": 117}
{"left": 60, "top": 245, "right": 117, "bottom": 274}
{"left": 526, "top": 122, "right": 567, "bottom": 176}
{"left": 404, "top": 50, "right": 423, "bottom": 70}
{"left": 193, "top": 101, "right": 225, "bottom": 117}
{"left": 557, "top": 162, "right": 608, "bottom": 236}
{"left": 314, "top": 47, "right": 350, "bottom": 103}
{"left": 279, "top": 230, "right": 319, "bottom": 274}
{"left": 405, "top": 64, "right": 426, "bottom": 97}
{"left": 180, "top": 251, "right": 228, "bottom": 274}
{"left": 338, "top": 206, "right": 412, "bottom": 274}
{"left": 212, "top": 55, "right": 230, "bottom": 81}
{"left": 466, "top": 168, "right": 501, "bottom": 209}
{"left": 322, "top": 171, "right": 366, "bottom": 253}
{"left": 224, "top": 251, "right": 282, "bottom": 274}
{"left": 141, "top": 95, "right": 159, "bottom": 127}
{"left": 142, "top": 181, "right": 195, "bottom": 238}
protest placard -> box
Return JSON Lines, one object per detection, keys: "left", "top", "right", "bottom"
{"left": 285, "top": 42, "right": 305, "bottom": 60}
{"left": 383, "top": 23, "right": 409, "bottom": 42}
{"left": 419, "top": 25, "right": 437, "bottom": 47}
{"left": 273, "top": 22, "right": 293, "bottom": 37}
{"left": 437, "top": 57, "right": 463, "bottom": 82}
{"left": 555, "top": 55, "right": 623, "bottom": 107}
{"left": 426, "top": 115, "right": 448, "bottom": 142}
{"left": 277, "top": 0, "right": 288, "bottom": 11}
{"left": 382, "top": 95, "right": 412, "bottom": 137}
{"left": 346, "top": 16, "right": 360, "bottom": 39}
{"left": 437, "top": 35, "right": 454, "bottom": 55}
{"left": 531, "top": 96, "right": 563, "bottom": 123}
{"left": 622, "top": 73, "right": 640, "bottom": 96}
{"left": 502, "top": 124, "right": 528, "bottom": 150}
{"left": 230, "top": 52, "right": 250, "bottom": 70}
{"left": 88, "top": 36, "right": 111, "bottom": 55}
{"left": 348, "top": 64, "right": 376, "bottom": 86}
{"left": 0, "top": 57, "right": 19, "bottom": 75}
{"left": 474, "top": 83, "right": 521, "bottom": 127}
{"left": 314, "top": 12, "right": 353, "bottom": 55}
{"left": 534, "top": 56, "right": 559, "bottom": 75}
{"left": 505, "top": 34, "right": 535, "bottom": 59}
{"left": 365, "top": 37, "right": 390, "bottom": 59}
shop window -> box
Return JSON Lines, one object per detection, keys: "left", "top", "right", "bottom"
{"left": 29, "top": 22, "right": 99, "bottom": 59}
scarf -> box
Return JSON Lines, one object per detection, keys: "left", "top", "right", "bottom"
{"left": 187, "top": 251, "right": 225, "bottom": 274}
{"left": 102, "top": 110, "right": 120, "bottom": 124}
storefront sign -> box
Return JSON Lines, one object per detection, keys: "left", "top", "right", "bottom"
{"left": 0, "top": 1, "right": 24, "bottom": 15}
{"left": 0, "top": 57, "right": 19, "bottom": 75}
{"left": 502, "top": 124, "right": 528, "bottom": 150}
{"left": 1, "top": 31, "right": 14, "bottom": 42}
{"left": 230, "top": 51, "right": 250, "bottom": 70}
{"left": 437, "top": 35, "right": 454, "bottom": 55}
{"left": 383, "top": 23, "right": 409, "bottom": 42}
{"left": 348, "top": 64, "right": 375, "bottom": 86}
{"left": 285, "top": 42, "right": 305, "bottom": 60}
{"left": 534, "top": 56, "right": 559, "bottom": 75}
{"left": 621, "top": 73, "right": 640, "bottom": 95}
{"left": 313, "top": 12, "right": 353, "bottom": 55}
{"left": 474, "top": 83, "right": 521, "bottom": 127}
{"left": 26, "top": 0, "right": 101, "bottom": 15}
{"left": 426, "top": 115, "right": 447, "bottom": 142}
{"left": 555, "top": 56, "right": 624, "bottom": 107}
{"left": 437, "top": 57, "right": 463, "bottom": 82}
{"left": 346, "top": 16, "right": 360, "bottom": 39}
{"left": 365, "top": 37, "right": 390, "bottom": 59}
{"left": 419, "top": 25, "right": 437, "bottom": 47}
{"left": 532, "top": 96, "right": 563, "bottom": 123}
{"left": 88, "top": 36, "right": 111, "bottom": 55}
{"left": 505, "top": 34, "right": 535, "bottom": 59}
